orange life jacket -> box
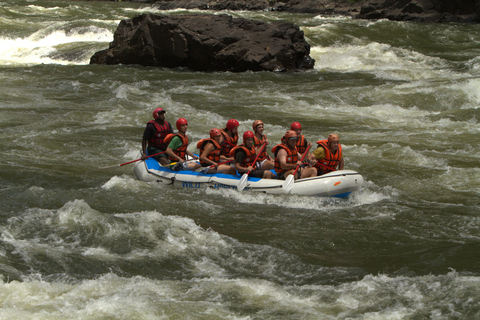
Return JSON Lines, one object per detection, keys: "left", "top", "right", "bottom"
{"left": 271, "top": 143, "right": 298, "bottom": 174}
{"left": 197, "top": 138, "right": 222, "bottom": 165}
{"left": 147, "top": 120, "right": 172, "bottom": 149}
{"left": 220, "top": 129, "right": 238, "bottom": 157}
{"left": 164, "top": 133, "right": 189, "bottom": 161}
{"left": 229, "top": 144, "right": 257, "bottom": 168}
{"left": 253, "top": 134, "right": 269, "bottom": 161}
{"left": 314, "top": 139, "right": 342, "bottom": 173}
{"left": 295, "top": 135, "right": 308, "bottom": 154}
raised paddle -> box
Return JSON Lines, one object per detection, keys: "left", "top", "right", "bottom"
{"left": 99, "top": 151, "right": 166, "bottom": 170}
{"left": 237, "top": 142, "right": 267, "bottom": 192}
{"left": 282, "top": 144, "right": 311, "bottom": 193}
{"left": 195, "top": 160, "right": 233, "bottom": 173}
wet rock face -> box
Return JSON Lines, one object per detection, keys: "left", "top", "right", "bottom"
{"left": 90, "top": 13, "right": 315, "bottom": 72}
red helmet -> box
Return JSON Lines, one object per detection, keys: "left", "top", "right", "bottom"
{"left": 284, "top": 130, "right": 298, "bottom": 142}
{"left": 209, "top": 128, "right": 221, "bottom": 139}
{"left": 176, "top": 118, "right": 188, "bottom": 131}
{"left": 252, "top": 120, "right": 264, "bottom": 131}
{"left": 290, "top": 122, "right": 301, "bottom": 130}
{"left": 153, "top": 108, "right": 166, "bottom": 119}
{"left": 226, "top": 119, "right": 239, "bottom": 131}
{"left": 243, "top": 130, "right": 255, "bottom": 141}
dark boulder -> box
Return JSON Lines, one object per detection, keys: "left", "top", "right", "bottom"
{"left": 90, "top": 13, "right": 314, "bottom": 72}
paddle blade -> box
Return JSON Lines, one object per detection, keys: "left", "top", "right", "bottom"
{"left": 195, "top": 166, "right": 210, "bottom": 173}
{"left": 237, "top": 173, "right": 249, "bottom": 191}
{"left": 282, "top": 174, "right": 295, "bottom": 193}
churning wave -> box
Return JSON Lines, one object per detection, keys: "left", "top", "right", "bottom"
{"left": 0, "top": 25, "right": 113, "bottom": 66}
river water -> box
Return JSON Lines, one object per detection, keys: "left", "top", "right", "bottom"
{"left": 1, "top": 0, "right": 479, "bottom": 319}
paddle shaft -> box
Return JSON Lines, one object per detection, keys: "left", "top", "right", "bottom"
{"left": 290, "top": 144, "right": 311, "bottom": 178}
{"left": 237, "top": 142, "right": 267, "bottom": 192}
{"left": 197, "top": 159, "right": 233, "bottom": 171}
{"left": 100, "top": 151, "right": 167, "bottom": 169}
{"left": 124, "top": 151, "right": 166, "bottom": 166}
{"left": 209, "top": 159, "right": 233, "bottom": 168}
{"left": 314, "top": 161, "right": 337, "bottom": 171}
{"left": 245, "top": 142, "right": 267, "bottom": 175}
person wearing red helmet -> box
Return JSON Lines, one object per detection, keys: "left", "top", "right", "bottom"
{"left": 141, "top": 107, "right": 173, "bottom": 165}
{"left": 164, "top": 118, "right": 200, "bottom": 171}
{"left": 196, "top": 128, "right": 236, "bottom": 174}
{"left": 252, "top": 120, "right": 274, "bottom": 170}
{"left": 219, "top": 119, "right": 239, "bottom": 159}
{"left": 271, "top": 130, "right": 317, "bottom": 180}
{"left": 290, "top": 122, "right": 310, "bottom": 155}
{"left": 229, "top": 131, "right": 275, "bottom": 179}
{"left": 312, "top": 133, "right": 344, "bottom": 175}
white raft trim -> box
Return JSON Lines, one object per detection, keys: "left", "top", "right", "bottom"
{"left": 133, "top": 158, "right": 364, "bottom": 197}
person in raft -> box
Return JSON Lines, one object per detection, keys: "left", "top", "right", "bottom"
{"left": 290, "top": 122, "right": 310, "bottom": 155}
{"left": 164, "top": 118, "right": 200, "bottom": 171}
{"left": 252, "top": 120, "right": 274, "bottom": 170}
{"left": 219, "top": 119, "right": 239, "bottom": 160}
{"left": 197, "top": 128, "right": 236, "bottom": 174}
{"left": 271, "top": 130, "right": 317, "bottom": 180}
{"left": 312, "top": 133, "right": 344, "bottom": 175}
{"left": 230, "top": 131, "right": 276, "bottom": 179}
{"left": 141, "top": 107, "right": 173, "bottom": 165}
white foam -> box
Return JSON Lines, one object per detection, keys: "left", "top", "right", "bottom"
{"left": 101, "top": 175, "right": 139, "bottom": 191}
{"left": 203, "top": 183, "right": 387, "bottom": 212}
{"left": 437, "top": 167, "right": 480, "bottom": 194}
{"left": 0, "top": 26, "right": 113, "bottom": 66}
{"left": 1, "top": 269, "right": 479, "bottom": 319}
{"left": 310, "top": 42, "right": 454, "bottom": 81}
{"left": 453, "top": 78, "right": 480, "bottom": 109}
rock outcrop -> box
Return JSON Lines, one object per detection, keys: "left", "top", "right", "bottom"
{"left": 90, "top": 13, "right": 315, "bottom": 72}
{"left": 357, "top": 0, "right": 480, "bottom": 22}
{"left": 100, "top": 0, "right": 480, "bottom": 23}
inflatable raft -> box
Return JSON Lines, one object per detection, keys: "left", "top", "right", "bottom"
{"left": 133, "top": 156, "right": 364, "bottom": 197}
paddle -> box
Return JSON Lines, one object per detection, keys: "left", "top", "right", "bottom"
{"left": 99, "top": 151, "right": 166, "bottom": 170}
{"left": 237, "top": 142, "right": 267, "bottom": 192}
{"left": 282, "top": 144, "right": 311, "bottom": 193}
{"left": 195, "top": 160, "right": 233, "bottom": 173}
{"left": 315, "top": 161, "right": 337, "bottom": 172}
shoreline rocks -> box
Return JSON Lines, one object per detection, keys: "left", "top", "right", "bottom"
{"left": 90, "top": 0, "right": 480, "bottom": 23}
{"left": 357, "top": 0, "right": 480, "bottom": 22}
